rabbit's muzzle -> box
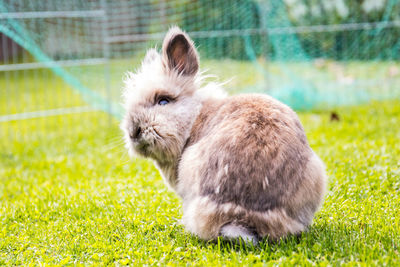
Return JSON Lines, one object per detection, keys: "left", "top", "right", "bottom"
{"left": 128, "top": 120, "right": 160, "bottom": 154}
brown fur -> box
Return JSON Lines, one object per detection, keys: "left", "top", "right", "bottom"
{"left": 121, "top": 27, "right": 327, "bottom": 243}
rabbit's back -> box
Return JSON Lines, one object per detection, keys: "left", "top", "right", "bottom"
{"left": 177, "top": 94, "right": 325, "bottom": 239}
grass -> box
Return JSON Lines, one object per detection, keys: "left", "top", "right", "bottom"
{"left": 1, "top": 60, "right": 400, "bottom": 265}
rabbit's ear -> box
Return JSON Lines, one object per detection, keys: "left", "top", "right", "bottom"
{"left": 162, "top": 26, "right": 199, "bottom": 76}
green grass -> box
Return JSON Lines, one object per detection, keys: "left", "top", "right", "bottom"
{"left": 1, "top": 60, "right": 400, "bottom": 265}
{"left": 1, "top": 99, "right": 400, "bottom": 265}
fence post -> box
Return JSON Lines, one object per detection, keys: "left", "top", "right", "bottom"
{"left": 100, "top": 0, "right": 112, "bottom": 124}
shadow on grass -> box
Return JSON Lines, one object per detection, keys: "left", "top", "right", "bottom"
{"left": 187, "top": 221, "right": 341, "bottom": 255}
{"left": 154, "top": 214, "right": 398, "bottom": 264}
{"left": 191, "top": 232, "right": 303, "bottom": 254}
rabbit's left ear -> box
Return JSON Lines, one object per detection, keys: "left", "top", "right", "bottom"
{"left": 162, "top": 26, "right": 199, "bottom": 76}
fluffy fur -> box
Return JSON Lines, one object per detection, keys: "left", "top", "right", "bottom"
{"left": 121, "top": 26, "right": 327, "bottom": 243}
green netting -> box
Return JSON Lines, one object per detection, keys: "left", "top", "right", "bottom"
{"left": 1, "top": 0, "right": 400, "bottom": 118}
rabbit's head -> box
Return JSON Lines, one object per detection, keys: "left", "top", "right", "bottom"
{"left": 121, "top": 27, "right": 203, "bottom": 163}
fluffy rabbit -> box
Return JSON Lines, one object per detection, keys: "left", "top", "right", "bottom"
{"left": 121, "top": 27, "right": 326, "bottom": 244}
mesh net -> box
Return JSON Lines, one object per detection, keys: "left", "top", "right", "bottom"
{"left": 1, "top": 0, "right": 400, "bottom": 121}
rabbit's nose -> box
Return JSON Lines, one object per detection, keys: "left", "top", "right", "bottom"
{"left": 130, "top": 125, "right": 142, "bottom": 140}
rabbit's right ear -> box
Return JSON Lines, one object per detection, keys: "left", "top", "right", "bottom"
{"left": 162, "top": 26, "right": 199, "bottom": 76}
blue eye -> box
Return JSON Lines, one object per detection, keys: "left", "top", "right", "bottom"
{"left": 158, "top": 98, "right": 169, "bottom": 105}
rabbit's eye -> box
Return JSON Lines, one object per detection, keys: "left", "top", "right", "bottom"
{"left": 158, "top": 98, "right": 170, "bottom": 105}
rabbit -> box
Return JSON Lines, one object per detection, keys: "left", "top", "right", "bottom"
{"left": 121, "top": 26, "right": 327, "bottom": 244}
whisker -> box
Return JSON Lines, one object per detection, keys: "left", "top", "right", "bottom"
{"left": 152, "top": 127, "right": 163, "bottom": 139}
{"left": 119, "top": 151, "right": 130, "bottom": 163}
{"left": 102, "top": 138, "right": 125, "bottom": 152}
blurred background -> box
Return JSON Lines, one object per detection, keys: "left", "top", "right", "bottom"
{"left": 1, "top": 0, "right": 400, "bottom": 151}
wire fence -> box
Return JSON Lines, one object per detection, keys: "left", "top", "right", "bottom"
{"left": 1, "top": 0, "right": 400, "bottom": 146}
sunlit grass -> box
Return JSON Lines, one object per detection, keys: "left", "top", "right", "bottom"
{"left": 1, "top": 59, "right": 400, "bottom": 265}
{"left": 1, "top": 97, "right": 400, "bottom": 265}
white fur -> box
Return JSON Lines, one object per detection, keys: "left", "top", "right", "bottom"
{"left": 220, "top": 224, "right": 258, "bottom": 245}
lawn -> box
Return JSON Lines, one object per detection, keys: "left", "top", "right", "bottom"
{"left": 1, "top": 62, "right": 400, "bottom": 265}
